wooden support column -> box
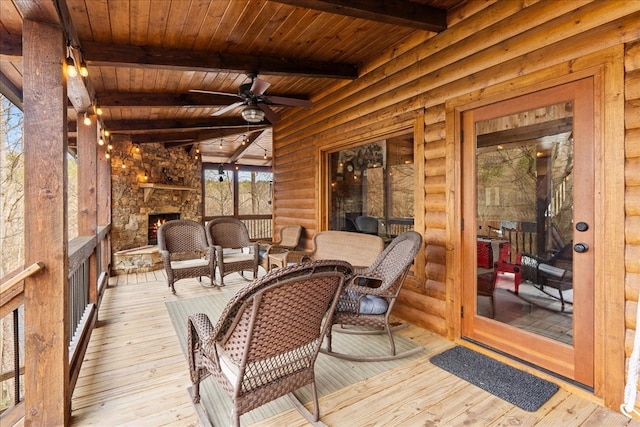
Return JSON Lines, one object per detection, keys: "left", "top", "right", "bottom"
{"left": 97, "top": 127, "right": 111, "bottom": 272}
{"left": 22, "top": 19, "right": 70, "bottom": 426}
{"left": 78, "top": 114, "right": 98, "bottom": 305}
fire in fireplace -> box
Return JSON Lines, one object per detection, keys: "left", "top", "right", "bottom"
{"left": 148, "top": 213, "right": 180, "bottom": 245}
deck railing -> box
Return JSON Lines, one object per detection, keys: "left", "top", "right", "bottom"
{"left": 0, "top": 225, "right": 111, "bottom": 423}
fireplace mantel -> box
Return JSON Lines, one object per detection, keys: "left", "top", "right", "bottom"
{"left": 139, "top": 183, "right": 195, "bottom": 202}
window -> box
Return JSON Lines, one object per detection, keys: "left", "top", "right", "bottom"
{"left": 238, "top": 171, "right": 272, "bottom": 215}
{"left": 328, "top": 134, "right": 414, "bottom": 239}
{"left": 202, "top": 165, "right": 273, "bottom": 239}
{"left": 203, "top": 167, "right": 235, "bottom": 217}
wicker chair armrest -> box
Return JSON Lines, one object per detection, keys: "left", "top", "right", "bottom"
{"left": 286, "top": 250, "right": 312, "bottom": 264}
{"left": 159, "top": 249, "right": 170, "bottom": 260}
{"left": 188, "top": 312, "right": 217, "bottom": 350}
{"left": 265, "top": 244, "right": 289, "bottom": 255}
{"left": 345, "top": 274, "right": 386, "bottom": 296}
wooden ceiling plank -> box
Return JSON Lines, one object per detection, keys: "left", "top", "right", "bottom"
{"left": 271, "top": 0, "right": 447, "bottom": 32}
{"left": 81, "top": 41, "right": 358, "bottom": 79}
{"left": 129, "top": 0, "right": 151, "bottom": 46}
{"left": 193, "top": 0, "right": 230, "bottom": 50}
{"left": 108, "top": 0, "right": 130, "bottom": 45}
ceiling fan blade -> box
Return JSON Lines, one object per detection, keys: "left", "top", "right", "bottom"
{"left": 265, "top": 95, "right": 313, "bottom": 108}
{"left": 250, "top": 78, "right": 271, "bottom": 95}
{"left": 258, "top": 103, "right": 280, "bottom": 123}
{"left": 212, "top": 101, "right": 244, "bottom": 116}
{"left": 189, "top": 89, "right": 240, "bottom": 98}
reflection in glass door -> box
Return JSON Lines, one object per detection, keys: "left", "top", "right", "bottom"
{"left": 475, "top": 102, "right": 574, "bottom": 345}
{"left": 461, "top": 78, "right": 594, "bottom": 387}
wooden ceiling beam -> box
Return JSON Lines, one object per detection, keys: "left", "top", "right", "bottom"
{"left": 97, "top": 92, "right": 236, "bottom": 107}
{"left": 227, "top": 130, "right": 266, "bottom": 163}
{"left": 96, "top": 91, "right": 311, "bottom": 107}
{"left": 81, "top": 41, "right": 358, "bottom": 79}
{"left": 102, "top": 117, "right": 262, "bottom": 132}
{"left": 121, "top": 126, "right": 264, "bottom": 145}
{"left": 271, "top": 0, "right": 447, "bottom": 32}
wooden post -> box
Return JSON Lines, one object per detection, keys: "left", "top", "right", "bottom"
{"left": 23, "top": 19, "right": 70, "bottom": 425}
{"left": 97, "top": 126, "right": 112, "bottom": 273}
{"left": 78, "top": 112, "right": 98, "bottom": 305}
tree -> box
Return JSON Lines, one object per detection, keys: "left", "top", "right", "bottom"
{"left": 0, "top": 95, "right": 24, "bottom": 410}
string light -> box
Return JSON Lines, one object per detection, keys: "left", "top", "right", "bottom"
{"left": 65, "top": 43, "right": 77, "bottom": 77}
{"left": 264, "top": 149, "right": 267, "bottom": 160}
{"left": 78, "top": 58, "right": 89, "bottom": 77}
{"left": 95, "top": 105, "right": 103, "bottom": 115}
{"left": 83, "top": 112, "right": 91, "bottom": 126}
{"left": 98, "top": 135, "right": 104, "bottom": 146}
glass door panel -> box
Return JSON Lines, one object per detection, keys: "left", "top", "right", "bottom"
{"left": 461, "top": 78, "right": 594, "bottom": 387}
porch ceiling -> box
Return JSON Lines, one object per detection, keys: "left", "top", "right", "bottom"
{"left": 0, "top": 0, "right": 465, "bottom": 166}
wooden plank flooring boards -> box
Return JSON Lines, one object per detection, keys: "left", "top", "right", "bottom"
{"left": 71, "top": 270, "right": 637, "bottom": 426}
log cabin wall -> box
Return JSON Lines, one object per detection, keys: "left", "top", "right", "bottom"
{"left": 625, "top": 40, "right": 640, "bottom": 409}
{"left": 272, "top": 0, "right": 640, "bottom": 409}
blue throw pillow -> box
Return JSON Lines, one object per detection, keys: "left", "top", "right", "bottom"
{"left": 359, "top": 295, "right": 388, "bottom": 314}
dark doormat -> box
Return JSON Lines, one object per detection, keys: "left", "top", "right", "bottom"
{"left": 430, "top": 346, "right": 559, "bottom": 412}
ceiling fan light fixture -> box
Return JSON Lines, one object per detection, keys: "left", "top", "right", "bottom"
{"left": 241, "top": 105, "right": 265, "bottom": 123}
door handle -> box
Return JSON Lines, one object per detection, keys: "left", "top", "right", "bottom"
{"left": 574, "top": 242, "right": 589, "bottom": 253}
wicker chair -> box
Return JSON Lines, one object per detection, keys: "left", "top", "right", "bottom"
{"left": 323, "top": 231, "right": 423, "bottom": 362}
{"left": 187, "top": 260, "right": 353, "bottom": 427}
{"left": 157, "top": 219, "right": 216, "bottom": 294}
{"left": 205, "top": 218, "right": 259, "bottom": 286}
{"left": 257, "top": 225, "right": 302, "bottom": 272}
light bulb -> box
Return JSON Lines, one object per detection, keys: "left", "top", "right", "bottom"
{"left": 66, "top": 56, "right": 77, "bottom": 77}
{"left": 78, "top": 59, "right": 88, "bottom": 77}
{"left": 105, "top": 152, "right": 110, "bottom": 159}
{"left": 104, "top": 130, "right": 110, "bottom": 137}
{"left": 95, "top": 106, "right": 103, "bottom": 115}
{"left": 98, "top": 136, "right": 104, "bottom": 146}
{"left": 107, "top": 143, "right": 113, "bottom": 150}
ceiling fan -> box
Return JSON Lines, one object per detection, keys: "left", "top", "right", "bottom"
{"left": 190, "top": 73, "right": 313, "bottom": 124}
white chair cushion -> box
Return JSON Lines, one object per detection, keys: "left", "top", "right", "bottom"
{"left": 223, "top": 253, "right": 255, "bottom": 263}
{"left": 170, "top": 258, "right": 209, "bottom": 269}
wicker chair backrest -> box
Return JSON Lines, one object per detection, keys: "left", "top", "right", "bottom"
{"left": 278, "top": 225, "right": 302, "bottom": 248}
{"left": 205, "top": 218, "right": 252, "bottom": 248}
{"left": 357, "top": 231, "right": 423, "bottom": 297}
{"left": 212, "top": 260, "right": 353, "bottom": 343}
{"left": 158, "top": 219, "right": 208, "bottom": 253}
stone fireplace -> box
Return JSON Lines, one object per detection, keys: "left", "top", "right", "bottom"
{"left": 109, "top": 141, "right": 202, "bottom": 275}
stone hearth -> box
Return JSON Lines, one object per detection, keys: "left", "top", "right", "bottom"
{"left": 112, "top": 245, "right": 163, "bottom": 275}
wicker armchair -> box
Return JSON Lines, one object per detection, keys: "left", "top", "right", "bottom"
{"left": 257, "top": 225, "right": 302, "bottom": 272}
{"left": 157, "top": 219, "right": 216, "bottom": 294}
{"left": 205, "top": 218, "right": 259, "bottom": 286}
{"left": 323, "top": 231, "right": 423, "bottom": 361}
{"left": 187, "top": 260, "right": 353, "bottom": 427}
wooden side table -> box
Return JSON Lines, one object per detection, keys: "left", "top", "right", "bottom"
{"left": 268, "top": 251, "right": 289, "bottom": 271}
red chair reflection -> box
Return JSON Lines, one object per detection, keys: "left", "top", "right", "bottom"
{"left": 492, "top": 242, "right": 522, "bottom": 294}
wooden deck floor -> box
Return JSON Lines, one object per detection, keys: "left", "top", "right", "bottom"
{"left": 70, "top": 269, "right": 638, "bottom": 426}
